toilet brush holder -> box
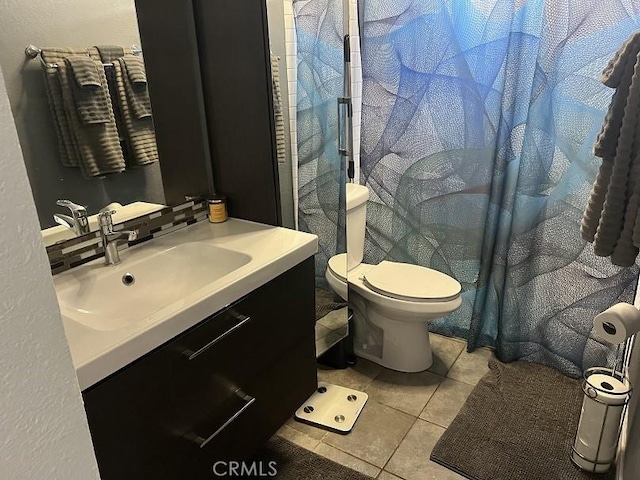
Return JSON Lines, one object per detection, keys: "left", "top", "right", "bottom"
{"left": 571, "top": 367, "right": 632, "bottom": 473}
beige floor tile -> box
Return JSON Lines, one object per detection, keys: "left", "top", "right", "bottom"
{"left": 419, "top": 378, "right": 474, "bottom": 428}
{"left": 317, "top": 357, "right": 382, "bottom": 391}
{"left": 378, "top": 470, "right": 404, "bottom": 479}
{"left": 428, "top": 334, "right": 465, "bottom": 376}
{"left": 285, "top": 416, "right": 328, "bottom": 441}
{"left": 365, "top": 368, "right": 444, "bottom": 416}
{"left": 275, "top": 424, "right": 320, "bottom": 451}
{"left": 323, "top": 400, "right": 415, "bottom": 468}
{"left": 385, "top": 419, "right": 465, "bottom": 480}
{"left": 314, "top": 442, "right": 381, "bottom": 478}
{"left": 446, "top": 347, "right": 493, "bottom": 386}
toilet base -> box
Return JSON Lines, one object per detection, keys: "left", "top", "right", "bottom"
{"left": 355, "top": 332, "right": 433, "bottom": 373}
{"left": 351, "top": 296, "right": 434, "bottom": 373}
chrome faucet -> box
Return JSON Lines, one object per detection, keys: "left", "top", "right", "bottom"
{"left": 54, "top": 199, "right": 90, "bottom": 236}
{"left": 98, "top": 210, "right": 138, "bottom": 265}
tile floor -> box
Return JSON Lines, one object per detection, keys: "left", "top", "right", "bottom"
{"left": 275, "top": 333, "right": 494, "bottom": 480}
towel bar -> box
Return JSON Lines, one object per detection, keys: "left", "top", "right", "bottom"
{"left": 25, "top": 44, "right": 142, "bottom": 69}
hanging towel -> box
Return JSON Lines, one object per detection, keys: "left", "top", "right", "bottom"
{"left": 95, "top": 45, "right": 125, "bottom": 63}
{"left": 66, "top": 56, "right": 110, "bottom": 124}
{"left": 57, "top": 56, "right": 125, "bottom": 177}
{"left": 95, "top": 45, "right": 127, "bottom": 148}
{"left": 271, "top": 53, "right": 286, "bottom": 164}
{"left": 112, "top": 55, "right": 158, "bottom": 166}
{"left": 40, "top": 48, "right": 125, "bottom": 175}
{"left": 581, "top": 31, "right": 640, "bottom": 266}
{"left": 122, "top": 56, "right": 152, "bottom": 118}
{"left": 40, "top": 47, "right": 85, "bottom": 167}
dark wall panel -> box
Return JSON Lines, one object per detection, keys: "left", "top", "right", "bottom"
{"left": 193, "top": 0, "right": 281, "bottom": 226}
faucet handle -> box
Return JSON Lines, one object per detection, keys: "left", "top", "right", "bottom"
{"left": 97, "top": 210, "right": 116, "bottom": 231}
{"left": 56, "top": 199, "right": 87, "bottom": 214}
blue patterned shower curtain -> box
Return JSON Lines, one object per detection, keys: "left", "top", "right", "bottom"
{"left": 294, "top": 0, "right": 346, "bottom": 286}
{"left": 359, "top": 0, "right": 640, "bottom": 376}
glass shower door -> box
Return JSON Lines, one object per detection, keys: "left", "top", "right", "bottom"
{"left": 266, "top": 0, "right": 349, "bottom": 358}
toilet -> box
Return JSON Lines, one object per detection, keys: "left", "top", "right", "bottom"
{"left": 326, "top": 184, "right": 462, "bottom": 373}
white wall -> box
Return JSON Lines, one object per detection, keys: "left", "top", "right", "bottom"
{"left": 0, "top": 68, "right": 99, "bottom": 479}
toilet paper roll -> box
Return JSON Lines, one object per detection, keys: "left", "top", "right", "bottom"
{"left": 593, "top": 303, "right": 640, "bottom": 344}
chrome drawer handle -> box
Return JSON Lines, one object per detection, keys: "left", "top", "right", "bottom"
{"left": 183, "top": 312, "right": 251, "bottom": 361}
{"left": 191, "top": 393, "right": 256, "bottom": 449}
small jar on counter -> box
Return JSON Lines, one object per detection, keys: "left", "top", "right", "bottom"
{"left": 208, "top": 195, "right": 228, "bottom": 223}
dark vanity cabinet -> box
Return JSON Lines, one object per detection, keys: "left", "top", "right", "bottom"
{"left": 82, "top": 258, "right": 316, "bottom": 479}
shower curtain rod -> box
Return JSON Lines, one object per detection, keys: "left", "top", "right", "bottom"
{"left": 24, "top": 44, "right": 142, "bottom": 69}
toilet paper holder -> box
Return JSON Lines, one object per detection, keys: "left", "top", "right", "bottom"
{"left": 571, "top": 367, "right": 632, "bottom": 473}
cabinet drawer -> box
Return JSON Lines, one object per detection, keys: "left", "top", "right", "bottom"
{"left": 185, "top": 334, "right": 317, "bottom": 476}
{"left": 173, "top": 253, "right": 314, "bottom": 375}
{"left": 168, "top": 259, "right": 314, "bottom": 428}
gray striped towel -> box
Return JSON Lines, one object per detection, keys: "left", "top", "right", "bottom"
{"left": 271, "top": 53, "right": 286, "bottom": 164}
{"left": 66, "top": 56, "right": 110, "bottom": 124}
{"left": 57, "top": 56, "right": 125, "bottom": 177}
{"left": 96, "top": 45, "right": 127, "bottom": 148}
{"left": 121, "top": 55, "right": 152, "bottom": 119}
{"left": 581, "top": 31, "right": 640, "bottom": 266}
{"left": 41, "top": 47, "right": 85, "bottom": 167}
{"left": 113, "top": 57, "right": 158, "bottom": 166}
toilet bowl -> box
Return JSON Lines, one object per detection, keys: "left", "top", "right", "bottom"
{"left": 326, "top": 184, "right": 462, "bottom": 372}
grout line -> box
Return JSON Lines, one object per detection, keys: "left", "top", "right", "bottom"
{"left": 447, "top": 377, "right": 479, "bottom": 387}
{"left": 375, "top": 402, "right": 420, "bottom": 418}
{"left": 444, "top": 346, "right": 466, "bottom": 377}
{"left": 419, "top": 380, "right": 446, "bottom": 419}
{"left": 317, "top": 439, "right": 385, "bottom": 472}
{"left": 379, "top": 416, "right": 419, "bottom": 475}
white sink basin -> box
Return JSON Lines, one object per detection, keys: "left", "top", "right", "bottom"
{"left": 56, "top": 242, "right": 251, "bottom": 331}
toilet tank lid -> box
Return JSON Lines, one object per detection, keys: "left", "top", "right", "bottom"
{"left": 364, "top": 261, "right": 461, "bottom": 301}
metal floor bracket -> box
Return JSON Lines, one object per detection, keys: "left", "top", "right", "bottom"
{"left": 294, "top": 382, "right": 368, "bottom": 434}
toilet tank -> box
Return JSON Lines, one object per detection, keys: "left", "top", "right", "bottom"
{"left": 346, "top": 183, "right": 369, "bottom": 270}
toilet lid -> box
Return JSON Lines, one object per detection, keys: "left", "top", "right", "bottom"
{"left": 328, "top": 253, "right": 348, "bottom": 282}
{"left": 363, "top": 261, "right": 461, "bottom": 301}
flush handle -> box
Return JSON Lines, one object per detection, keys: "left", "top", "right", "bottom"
{"left": 182, "top": 312, "right": 251, "bottom": 360}
{"left": 188, "top": 391, "right": 256, "bottom": 449}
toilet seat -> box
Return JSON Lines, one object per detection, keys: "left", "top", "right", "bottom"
{"left": 363, "top": 261, "right": 461, "bottom": 302}
{"left": 327, "top": 253, "right": 348, "bottom": 282}
{"left": 327, "top": 256, "right": 461, "bottom": 303}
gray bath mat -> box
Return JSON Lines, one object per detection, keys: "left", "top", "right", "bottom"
{"left": 252, "top": 435, "right": 373, "bottom": 479}
{"left": 431, "top": 357, "right": 616, "bottom": 480}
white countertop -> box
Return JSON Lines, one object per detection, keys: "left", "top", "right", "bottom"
{"left": 55, "top": 218, "right": 318, "bottom": 390}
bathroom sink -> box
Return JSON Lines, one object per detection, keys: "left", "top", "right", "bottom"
{"left": 56, "top": 242, "right": 251, "bottom": 331}
{"left": 54, "top": 218, "right": 318, "bottom": 390}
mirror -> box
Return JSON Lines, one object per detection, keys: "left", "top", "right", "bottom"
{"left": 266, "top": 0, "right": 349, "bottom": 358}
{"left": 0, "top": 0, "right": 205, "bottom": 247}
